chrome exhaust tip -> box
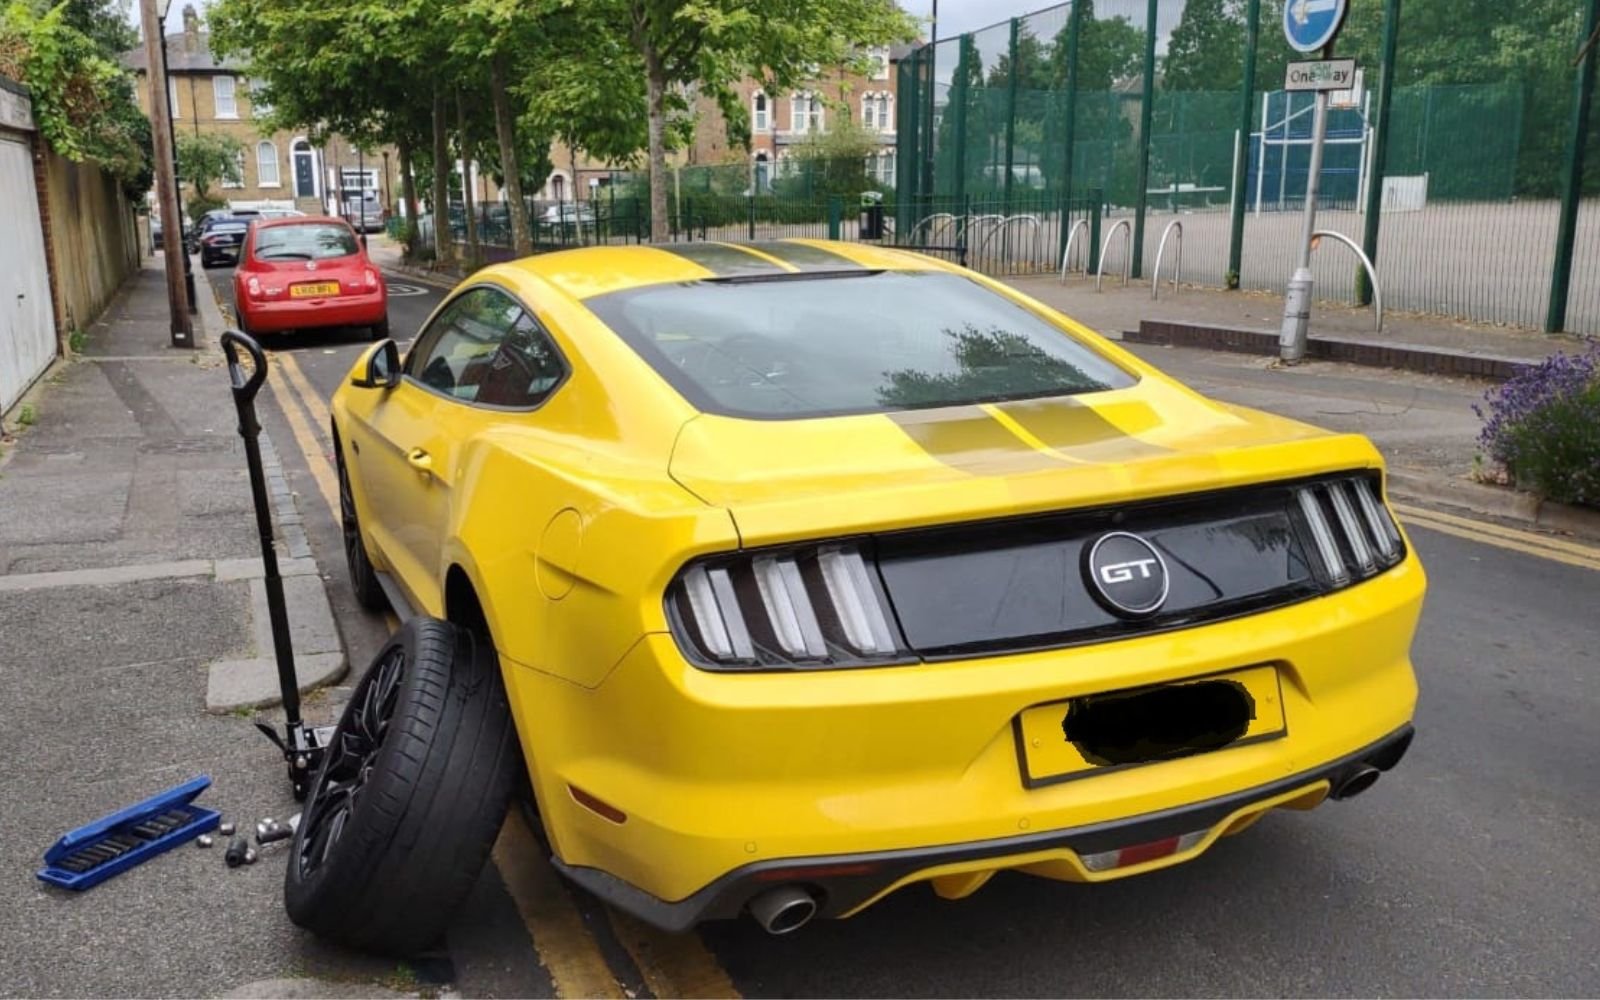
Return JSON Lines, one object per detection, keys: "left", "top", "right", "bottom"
{"left": 1331, "top": 764, "right": 1381, "bottom": 800}
{"left": 747, "top": 885, "right": 819, "bottom": 935}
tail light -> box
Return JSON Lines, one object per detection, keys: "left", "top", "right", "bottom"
{"left": 245, "top": 275, "right": 262, "bottom": 300}
{"left": 364, "top": 268, "right": 380, "bottom": 290}
{"left": 1294, "top": 474, "right": 1403, "bottom": 587}
{"left": 667, "top": 543, "right": 909, "bottom": 671}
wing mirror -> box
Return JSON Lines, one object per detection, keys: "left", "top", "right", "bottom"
{"left": 351, "top": 339, "right": 401, "bottom": 390}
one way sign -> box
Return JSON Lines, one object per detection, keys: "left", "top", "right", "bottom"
{"left": 1285, "top": 58, "right": 1358, "bottom": 91}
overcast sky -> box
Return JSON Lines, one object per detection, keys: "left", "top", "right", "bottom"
{"left": 899, "top": 0, "right": 1048, "bottom": 40}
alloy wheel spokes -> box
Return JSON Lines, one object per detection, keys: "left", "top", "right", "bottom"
{"left": 298, "top": 645, "right": 405, "bottom": 878}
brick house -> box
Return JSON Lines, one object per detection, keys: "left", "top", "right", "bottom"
{"left": 122, "top": 5, "right": 396, "bottom": 219}
{"left": 539, "top": 43, "right": 912, "bottom": 201}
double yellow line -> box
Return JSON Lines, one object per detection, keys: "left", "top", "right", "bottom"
{"left": 262, "top": 347, "right": 740, "bottom": 999}
{"left": 1394, "top": 502, "right": 1600, "bottom": 573}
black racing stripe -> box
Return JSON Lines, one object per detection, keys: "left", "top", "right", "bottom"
{"left": 888, "top": 406, "right": 1070, "bottom": 476}
{"left": 753, "top": 241, "right": 869, "bottom": 272}
{"left": 997, "top": 399, "right": 1170, "bottom": 458}
{"left": 654, "top": 242, "right": 786, "bottom": 277}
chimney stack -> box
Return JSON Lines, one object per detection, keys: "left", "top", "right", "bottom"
{"left": 182, "top": 5, "right": 199, "bottom": 53}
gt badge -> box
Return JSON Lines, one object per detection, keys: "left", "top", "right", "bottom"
{"left": 1085, "top": 531, "right": 1169, "bottom": 618}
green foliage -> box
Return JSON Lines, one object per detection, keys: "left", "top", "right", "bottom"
{"left": 17, "top": 402, "right": 37, "bottom": 426}
{"left": 1476, "top": 348, "right": 1600, "bottom": 508}
{"left": 175, "top": 130, "right": 245, "bottom": 200}
{"left": 186, "top": 193, "right": 226, "bottom": 223}
{"left": 782, "top": 118, "right": 885, "bottom": 201}
{"left": 0, "top": 0, "right": 151, "bottom": 191}
{"left": 67, "top": 325, "right": 85, "bottom": 353}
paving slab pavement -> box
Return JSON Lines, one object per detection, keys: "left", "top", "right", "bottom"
{"left": 0, "top": 256, "right": 378, "bottom": 998}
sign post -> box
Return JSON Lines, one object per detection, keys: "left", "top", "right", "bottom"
{"left": 1278, "top": 0, "right": 1350, "bottom": 363}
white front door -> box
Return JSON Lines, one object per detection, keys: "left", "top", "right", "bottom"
{"left": 0, "top": 134, "right": 56, "bottom": 413}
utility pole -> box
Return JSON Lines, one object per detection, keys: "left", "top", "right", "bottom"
{"left": 160, "top": 35, "right": 196, "bottom": 318}
{"left": 140, "top": 0, "right": 192, "bottom": 347}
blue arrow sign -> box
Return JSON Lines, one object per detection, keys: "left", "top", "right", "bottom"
{"left": 1283, "top": 0, "right": 1349, "bottom": 53}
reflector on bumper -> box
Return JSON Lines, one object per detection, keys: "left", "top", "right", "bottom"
{"left": 1079, "top": 828, "right": 1208, "bottom": 872}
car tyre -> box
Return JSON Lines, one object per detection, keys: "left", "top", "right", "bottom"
{"left": 337, "top": 436, "right": 389, "bottom": 613}
{"left": 370, "top": 316, "right": 390, "bottom": 342}
{"left": 283, "top": 616, "right": 520, "bottom": 956}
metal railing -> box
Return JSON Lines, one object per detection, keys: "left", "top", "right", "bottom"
{"left": 1096, "top": 219, "right": 1132, "bottom": 291}
{"left": 1059, "top": 219, "right": 1090, "bottom": 282}
{"left": 1311, "top": 229, "right": 1383, "bottom": 331}
{"left": 1152, "top": 220, "right": 1183, "bottom": 300}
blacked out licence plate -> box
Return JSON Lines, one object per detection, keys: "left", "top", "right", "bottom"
{"left": 1015, "top": 665, "right": 1287, "bottom": 788}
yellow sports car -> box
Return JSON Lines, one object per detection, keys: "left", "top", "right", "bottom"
{"left": 291, "top": 240, "right": 1422, "bottom": 954}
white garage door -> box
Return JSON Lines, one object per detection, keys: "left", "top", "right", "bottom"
{"left": 0, "top": 134, "right": 56, "bottom": 414}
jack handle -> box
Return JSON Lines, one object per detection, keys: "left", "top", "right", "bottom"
{"left": 220, "top": 330, "right": 267, "bottom": 438}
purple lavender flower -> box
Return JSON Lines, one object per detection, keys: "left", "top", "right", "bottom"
{"left": 1475, "top": 343, "right": 1600, "bottom": 507}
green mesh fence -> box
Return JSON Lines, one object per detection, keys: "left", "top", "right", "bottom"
{"left": 898, "top": 0, "right": 1600, "bottom": 334}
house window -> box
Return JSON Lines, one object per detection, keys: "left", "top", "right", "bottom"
{"left": 869, "top": 47, "right": 891, "bottom": 81}
{"left": 222, "top": 149, "right": 245, "bottom": 188}
{"left": 870, "top": 150, "right": 896, "bottom": 185}
{"left": 791, "top": 92, "right": 822, "bottom": 134}
{"left": 862, "top": 92, "right": 892, "bottom": 132}
{"left": 256, "top": 141, "right": 280, "bottom": 187}
{"left": 214, "top": 75, "right": 237, "bottom": 118}
{"left": 752, "top": 91, "right": 769, "bottom": 133}
{"left": 167, "top": 77, "right": 180, "bottom": 118}
{"left": 251, "top": 81, "right": 271, "bottom": 117}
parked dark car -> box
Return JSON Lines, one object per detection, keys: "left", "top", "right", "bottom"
{"left": 199, "top": 220, "right": 251, "bottom": 268}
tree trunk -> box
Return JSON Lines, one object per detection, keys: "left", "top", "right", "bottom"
{"left": 457, "top": 89, "right": 479, "bottom": 269}
{"left": 569, "top": 144, "right": 582, "bottom": 245}
{"left": 645, "top": 53, "right": 670, "bottom": 242}
{"left": 431, "top": 84, "right": 456, "bottom": 268}
{"left": 398, "top": 136, "right": 419, "bottom": 256}
{"left": 490, "top": 55, "right": 532, "bottom": 257}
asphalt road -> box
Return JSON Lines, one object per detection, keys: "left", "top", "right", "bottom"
{"left": 206, "top": 262, "right": 1600, "bottom": 997}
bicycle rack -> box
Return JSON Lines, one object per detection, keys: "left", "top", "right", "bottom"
{"left": 909, "top": 212, "right": 956, "bottom": 244}
{"left": 1310, "top": 229, "right": 1384, "bottom": 332}
{"left": 1151, "top": 220, "right": 1183, "bottom": 300}
{"left": 1095, "top": 218, "right": 1132, "bottom": 292}
{"left": 1059, "top": 219, "right": 1089, "bottom": 282}
{"left": 974, "top": 214, "right": 1042, "bottom": 265}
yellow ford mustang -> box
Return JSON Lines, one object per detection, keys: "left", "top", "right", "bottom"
{"left": 292, "top": 239, "right": 1422, "bottom": 953}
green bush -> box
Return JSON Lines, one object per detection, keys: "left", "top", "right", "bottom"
{"left": 186, "top": 195, "right": 227, "bottom": 224}
{"left": 1474, "top": 347, "right": 1600, "bottom": 508}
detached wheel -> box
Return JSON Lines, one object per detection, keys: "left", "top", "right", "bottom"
{"left": 284, "top": 617, "right": 521, "bottom": 956}
{"left": 337, "top": 437, "right": 388, "bottom": 613}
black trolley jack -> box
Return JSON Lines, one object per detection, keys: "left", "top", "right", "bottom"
{"left": 222, "top": 330, "right": 331, "bottom": 799}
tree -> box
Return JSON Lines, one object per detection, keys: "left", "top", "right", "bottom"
{"left": 0, "top": 0, "right": 151, "bottom": 196}
{"left": 210, "top": 0, "right": 441, "bottom": 255}
{"left": 545, "top": 0, "right": 917, "bottom": 241}
{"left": 783, "top": 116, "right": 882, "bottom": 199}
{"left": 175, "top": 130, "right": 245, "bottom": 202}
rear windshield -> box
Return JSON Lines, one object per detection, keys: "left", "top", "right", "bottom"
{"left": 584, "top": 270, "right": 1135, "bottom": 419}
{"left": 253, "top": 223, "right": 359, "bottom": 261}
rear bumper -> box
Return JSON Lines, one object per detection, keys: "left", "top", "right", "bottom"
{"left": 240, "top": 291, "right": 386, "bottom": 332}
{"left": 556, "top": 724, "right": 1415, "bottom": 931}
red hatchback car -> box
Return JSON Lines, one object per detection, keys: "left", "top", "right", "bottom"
{"left": 233, "top": 217, "right": 388, "bottom": 340}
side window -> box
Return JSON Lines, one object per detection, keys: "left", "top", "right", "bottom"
{"left": 404, "top": 287, "right": 566, "bottom": 408}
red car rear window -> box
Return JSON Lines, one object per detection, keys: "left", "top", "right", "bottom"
{"left": 253, "top": 223, "right": 359, "bottom": 261}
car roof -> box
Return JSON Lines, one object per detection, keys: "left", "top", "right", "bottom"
{"left": 252, "top": 214, "right": 355, "bottom": 230}
{"left": 485, "top": 239, "right": 949, "bottom": 301}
